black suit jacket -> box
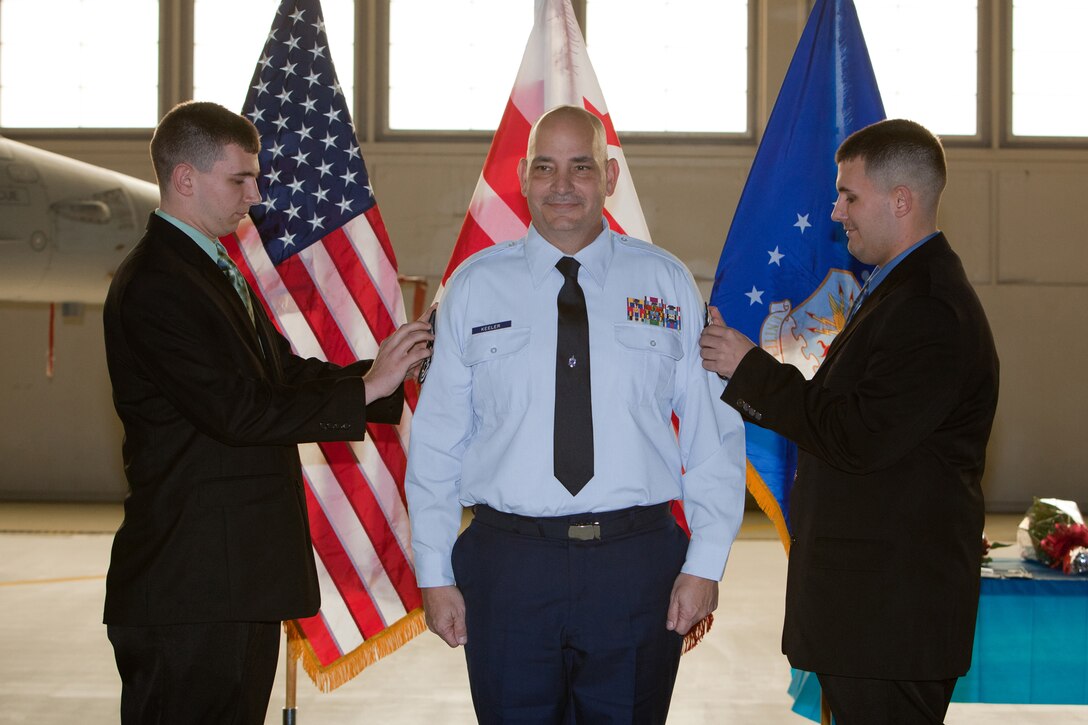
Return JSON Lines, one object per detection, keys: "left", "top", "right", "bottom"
{"left": 723, "top": 234, "right": 999, "bottom": 680}
{"left": 103, "top": 213, "right": 402, "bottom": 625}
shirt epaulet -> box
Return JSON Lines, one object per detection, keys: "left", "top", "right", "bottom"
{"left": 447, "top": 239, "right": 524, "bottom": 284}
{"left": 613, "top": 232, "right": 686, "bottom": 272}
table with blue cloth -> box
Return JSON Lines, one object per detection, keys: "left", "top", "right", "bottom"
{"left": 789, "top": 557, "right": 1088, "bottom": 720}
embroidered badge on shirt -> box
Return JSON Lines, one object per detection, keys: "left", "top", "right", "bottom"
{"left": 626, "top": 296, "right": 681, "bottom": 330}
{"left": 471, "top": 320, "right": 512, "bottom": 335}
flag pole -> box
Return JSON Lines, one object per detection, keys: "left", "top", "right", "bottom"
{"left": 820, "top": 692, "right": 831, "bottom": 724}
{"left": 283, "top": 629, "right": 298, "bottom": 725}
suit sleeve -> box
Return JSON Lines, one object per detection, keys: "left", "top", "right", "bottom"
{"left": 118, "top": 266, "right": 388, "bottom": 446}
{"left": 722, "top": 294, "right": 962, "bottom": 474}
{"left": 274, "top": 332, "right": 405, "bottom": 425}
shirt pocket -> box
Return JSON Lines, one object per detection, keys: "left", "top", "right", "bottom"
{"left": 613, "top": 322, "right": 683, "bottom": 408}
{"left": 462, "top": 326, "right": 532, "bottom": 413}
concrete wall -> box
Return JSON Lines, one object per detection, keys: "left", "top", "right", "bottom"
{"left": 1, "top": 0, "right": 1085, "bottom": 511}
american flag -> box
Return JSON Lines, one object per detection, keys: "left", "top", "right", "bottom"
{"left": 440, "top": 0, "right": 650, "bottom": 288}
{"left": 222, "top": 0, "right": 423, "bottom": 690}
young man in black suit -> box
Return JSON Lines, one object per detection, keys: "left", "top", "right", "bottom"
{"left": 102, "top": 101, "right": 432, "bottom": 724}
{"left": 700, "top": 119, "right": 999, "bottom": 723}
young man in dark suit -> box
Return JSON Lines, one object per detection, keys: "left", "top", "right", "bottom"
{"left": 700, "top": 119, "right": 999, "bottom": 723}
{"left": 102, "top": 101, "right": 432, "bottom": 725}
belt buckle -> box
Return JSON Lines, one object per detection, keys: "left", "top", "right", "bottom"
{"left": 567, "top": 522, "right": 600, "bottom": 541}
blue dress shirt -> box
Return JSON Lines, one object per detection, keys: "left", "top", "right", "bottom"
{"left": 406, "top": 221, "right": 747, "bottom": 587}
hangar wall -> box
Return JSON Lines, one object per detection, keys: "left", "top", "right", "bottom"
{"left": 1, "top": 1, "right": 1084, "bottom": 510}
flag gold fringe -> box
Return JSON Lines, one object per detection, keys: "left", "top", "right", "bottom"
{"left": 745, "top": 460, "right": 792, "bottom": 554}
{"left": 285, "top": 608, "right": 427, "bottom": 693}
{"left": 682, "top": 612, "right": 713, "bottom": 653}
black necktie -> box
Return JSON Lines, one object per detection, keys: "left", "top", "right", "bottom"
{"left": 554, "top": 257, "right": 593, "bottom": 495}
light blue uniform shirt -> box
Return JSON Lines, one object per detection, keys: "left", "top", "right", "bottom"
{"left": 405, "top": 221, "right": 747, "bottom": 587}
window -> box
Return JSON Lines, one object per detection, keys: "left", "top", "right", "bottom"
{"left": 387, "top": 0, "right": 534, "bottom": 131}
{"left": 0, "top": 0, "right": 158, "bottom": 128}
{"left": 385, "top": 0, "right": 750, "bottom": 134}
{"left": 586, "top": 0, "right": 748, "bottom": 133}
{"left": 193, "top": 0, "right": 355, "bottom": 116}
{"left": 853, "top": 0, "right": 978, "bottom": 137}
{"left": 1011, "top": 0, "right": 1088, "bottom": 138}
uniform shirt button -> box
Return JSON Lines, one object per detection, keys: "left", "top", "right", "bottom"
{"left": 490, "top": 347, "right": 497, "bottom": 353}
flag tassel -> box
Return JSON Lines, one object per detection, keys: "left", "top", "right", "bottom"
{"left": 285, "top": 609, "right": 427, "bottom": 693}
{"left": 682, "top": 613, "right": 713, "bottom": 653}
{"left": 744, "top": 462, "right": 793, "bottom": 553}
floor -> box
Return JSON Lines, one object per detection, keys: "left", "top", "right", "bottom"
{"left": 0, "top": 504, "right": 1084, "bottom": 724}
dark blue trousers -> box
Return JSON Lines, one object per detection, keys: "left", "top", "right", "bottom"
{"left": 452, "top": 510, "right": 689, "bottom": 724}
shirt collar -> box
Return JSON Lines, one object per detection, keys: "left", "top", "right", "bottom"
{"left": 868, "top": 230, "right": 941, "bottom": 292}
{"left": 525, "top": 218, "right": 613, "bottom": 289}
{"left": 155, "top": 208, "right": 222, "bottom": 264}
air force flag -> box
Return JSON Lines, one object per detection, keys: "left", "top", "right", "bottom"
{"left": 709, "top": 0, "right": 885, "bottom": 549}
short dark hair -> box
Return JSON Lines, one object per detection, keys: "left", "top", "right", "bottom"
{"left": 836, "top": 119, "right": 947, "bottom": 207}
{"left": 150, "top": 101, "right": 260, "bottom": 189}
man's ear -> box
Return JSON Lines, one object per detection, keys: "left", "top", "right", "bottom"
{"left": 893, "top": 185, "right": 913, "bottom": 218}
{"left": 171, "top": 163, "right": 197, "bottom": 198}
{"left": 604, "top": 157, "right": 620, "bottom": 197}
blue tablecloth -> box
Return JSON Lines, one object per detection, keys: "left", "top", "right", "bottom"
{"left": 953, "top": 558, "right": 1088, "bottom": 703}
{"left": 790, "top": 558, "right": 1088, "bottom": 721}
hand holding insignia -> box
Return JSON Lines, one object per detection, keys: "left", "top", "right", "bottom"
{"left": 364, "top": 305, "right": 435, "bottom": 403}
{"left": 699, "top": 305, "right": 755, "bottom": 379}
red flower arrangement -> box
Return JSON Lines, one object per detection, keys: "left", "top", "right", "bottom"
{"left": 1019, "top": 498, "right": 1088, "bottom": 575}
{"left": 1039, "top": 523, "right": 1088, "bottom": 574}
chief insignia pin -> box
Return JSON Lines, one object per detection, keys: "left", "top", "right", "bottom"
{"left": 568, "top": 356, "right": 577, "bottom": 368}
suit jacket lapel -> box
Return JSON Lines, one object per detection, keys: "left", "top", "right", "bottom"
{"left": 822, "top": 280, "right": 883, "bottom": 363}
{"left": 200, "top": 258, "right": 266, "bottom": 357}
{"left": 152, "top": 216, "right": 267, "bottom": 360}
{"left": 821, "top": 233, "right": 949, "bottom": 367}
{"left": 252, "top": 303, "right": 282, "bottom": 369}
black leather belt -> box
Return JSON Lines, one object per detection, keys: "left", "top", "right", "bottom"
{"left": 471, "top": 503, "right": 672, "bottom": 541}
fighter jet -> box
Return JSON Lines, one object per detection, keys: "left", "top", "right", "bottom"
{"left": 0, "top": 136, "right": 159, "bottom": 304}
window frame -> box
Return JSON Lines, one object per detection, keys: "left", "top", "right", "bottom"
{"left": 999, "top": 0, "right": 1088, "bottom": 148}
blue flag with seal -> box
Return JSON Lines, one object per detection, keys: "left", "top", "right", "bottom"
{"left": 709, "top": 0, "right": 885, "bottom": 551}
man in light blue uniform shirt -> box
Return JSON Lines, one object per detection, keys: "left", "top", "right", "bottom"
{"left": 405, "top": 105, "right": 746, "bottom": 724}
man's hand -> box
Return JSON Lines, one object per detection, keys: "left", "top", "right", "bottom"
{"left": 421, "top": 585, "right": 468, "bottom": 648}
{"left": 363, "top": 306, "right": 435, "bottom": 403}
{"left": 699, "top": 305, "right": 755, "bottom": 379}
{"left": 665, "top": 573, "right": 719, "bottom": 636}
